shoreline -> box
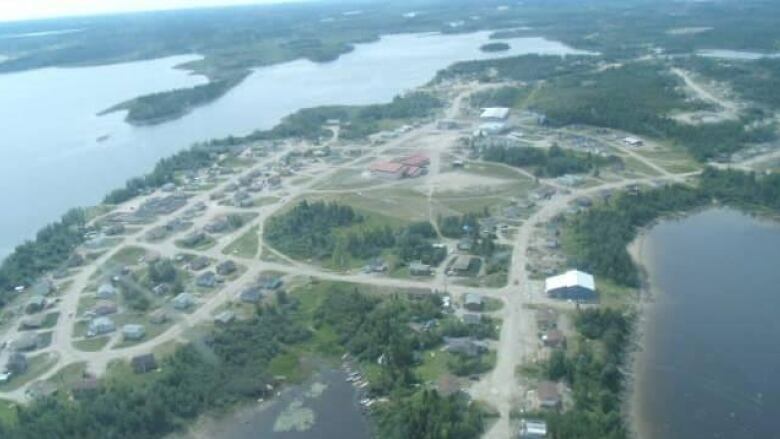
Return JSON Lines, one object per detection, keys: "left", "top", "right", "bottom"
{"left": 625, "top": 230, "right": 655, "bottom": 439}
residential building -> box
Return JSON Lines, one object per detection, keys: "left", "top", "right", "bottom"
{"left": 196, "top": 271, "right": 218, "bottom": 288}
{"left": 463, "top": 293, "right": 484, "bottom": 311}
{"left": 189, "top": 256, "right": 211, "bottom": 271}
{"left": 173, "top": 292, "right": 195, "bottom": 310}
{"left": 131, "top": 354, "right": 158, "bottom": 374}
{"left": 11, "top": 333, "right": 39, "bottom": 351}
{"left": 545, "top": 270, "right": 597, "bottom": 301}
{"left": 536, "top": 381, "right": 562, "bottom": 409}
{"left": 216, "top": 260, "right": 238, "bottom": 276}
{"left": 96, "top": 283, "right": 117, "bottom": 300}
{"left": 122, "top": 324, "right": 146, "bottom": 341}
{"left": 87, "top": 317, "right": 115, "bottom": 337}
{"left": 451, "top": 255, "right": 476, "bottom": 274}
{"left": 542, "top": 329, "right": 566, "bottom": 348}
{"left": 240, "top": 286, "right": 264, "bottom": 304}
{"left": 444, "top": 337, "right": 488, "bottom": 357}
{"left": 214, "top": 310, "right": 235, "bottom": 325}
{"left": 518, "top": 419, "right": 548, "bottom": 438}
{"left": 93, "top": 301, "right": 118, "bottom": 316}
{"left": 480, "top": 107, "right": 511, "bottom": 121}
{"left": 6, "top": 353, "right": 28, "bottom": 374}
{"left": 409, "top": 261, "right": 432, "bottom": 276}
{"left": 369, "top": 161, "right": 406, "bottom": 180}
{"left": 20, "top": 314, "right": 46, "bottom": 330}
{"left": 25, "top": 296, "right": 46, "bottom": 314}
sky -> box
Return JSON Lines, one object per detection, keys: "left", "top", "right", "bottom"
{"left": 0, "top": 0, "right": 304, "bottom": 23}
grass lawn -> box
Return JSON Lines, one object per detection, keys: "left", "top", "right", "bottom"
{"left": 416, "top": 349, "right": 453, "bottom": 383}
{"left": 74, "top": 336, "right": 111, "bottom": 352}
{"left": 0, "top": 353, "right": 58, "bottom": 392}
{"left": 222, "top": 226, "right": 259, "bottom": 258}
{"left": 107, "top": 246, "right": 148, "bottom": 267}
{"left": 0, "top": 399, "right": 17, "bottom": 426}
{"left": 46, "top": 362, "right": 88, "bottom": 389}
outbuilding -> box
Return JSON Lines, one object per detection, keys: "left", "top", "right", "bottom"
{"left": 536, "top": 381, "right": 562, "bottom": 409}
{"left": 131, "top": 354, "right": 158, "bottom": 374}
{"left": 96, "top": 283, "right": 117, "bottom": 300}
{"left": 480, "top": 107, "right": 510, "bottom": 121}
{"left": 173, "top": 292, "right": 195, "bottom": 310}
{"left": 88, "top": 317, "right": 116, "bottom": 337}
{"left": 463, "top": 293, "right": 484, "bottom": 311}
{"left": 122, "top": 324, "right": 146, "bottom": 341}
{"left": 544, "top": 270, "right": 597, "bottom": 301}
{"left": 518, "top": 419, "right": 548, "bottom": 438}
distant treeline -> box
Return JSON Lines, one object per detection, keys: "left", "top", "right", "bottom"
{"left": 483, "top": 145, "right": 619, "bottom": 178}
{"left": 565, "top": 168, "right": 780, "bottom": 287}
{"left": 101, "top": 73, "right": 247, "bottom": 125}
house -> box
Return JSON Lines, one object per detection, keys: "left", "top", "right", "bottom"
{"left": 260, "top": 276, "right": 283, "bottom": 290}
{"left": 400, "top": 153, "right": 430, "bottom": 168}
{"left": 451, "top": 255, "right": 476, "bottom": 274}
{"left": 150, "top": 310, "right": 169, "bottom": 325}
{"left": 20, "top": 314, "right": 46, "bottom": 330}
{"left": 216, "top": 260, "right": 238, "bottom": 276}
{"left": 542, "top": 329, "right": 565, "bottom": 348}
{"left": 444, "top": 337, "right": 488, "bottom": 357}
{"left": 196, "top": 271, "right": 217, "bottom": 288}
{"left": 30, "top": 279, "right": 55, "bottom": 296}
{"left": 122, "top": 324, "right": 146, "bottom": 341}
{"left": 363, "top": 258, "right": 388, "bottom": 273}
{"left": 214, "top": 310, "right": 235, "bottom": 325}
{"left": 152, "top": 283, "right": 171, "bottom": 296}
{"left": 240, "top": 286, "right": 264, "bottom": 304}
{"left": 12, "top": 333, "right": 39, "bottom": 351}
{"left": 93, "top": 301, "right": 118, "bottom": 316}
{"left": 518, "top": 419, "right": 548, "bottom": 438}
{"left": 27, "top": 381, "right": 58, "bottom": 399}
{"left": 205, "top": 218, "right": 230, "bottom": 234}
{"left": 622, "top": 136, "right": 644, "bottom": 147}
{"left": 88, "top": 317, "right": 115, "bottom": 337}
{"left": 189, "top": 256, "right": 211, "bottom": 271}
{"left": 462, "top": 313, "right": 482, "bottom": 325}
{"left": 25, "top": 296, "right": 46, "bottom": 314}
{"left": 409, "top": 261, "right": 432, "bottom": 276}
{"left": 545, "top": 270, "right": 597, "bottom": 301}
{"left": 463, "top": 293, "right": 484, "bottom": 311}
{"left": 96, "top": 283, "right": 117, "bottom": 300}
{"left": 173, "top": 292, "right": 195, "bottom": 310}
{"left": 6, "top": 353, "right": 28, "bottom": 374}
{"left": 181, "top": 231, "right": 208, "bottom": 247}
{"left": 369, "top": 161, "right": 406, "bottom": 180}
{"left": 131, "top": 354, "right": 158, "bottom": 374}
{"left": 480, "top": 107, "right": 510, "bottom": 121}
{"left": 457, "top": 238, "right": 474, "bottom": 252}
{"left": 536, "top": 381, "right": 562, "bottom": 409}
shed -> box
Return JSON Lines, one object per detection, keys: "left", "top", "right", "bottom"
{"left": 545, "top": 270, "right": 597, "bottom": 301}
{"left": 480, "top": 107, "right": 510, "bottom": 121}
{"left": 131, "top": 354, "right": 158, "bottom": 374}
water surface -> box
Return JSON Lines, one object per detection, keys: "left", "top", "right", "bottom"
{"left": 0, "top": 31, "right": 590, "bottom": 257}
{"left": 635, "top": 209, "right": 780, "bottom": 439}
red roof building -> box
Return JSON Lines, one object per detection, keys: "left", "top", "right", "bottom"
{"left": 400, "top": 153, "right": 430, "bottom": 168}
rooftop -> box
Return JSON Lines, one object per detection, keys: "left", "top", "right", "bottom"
{"left": 480, "top": 107, "right": 510, "bottom": 120}
{"left": 369, "top": 161, "right": 405, "bottom": 174}
{"left": 544, "top": 270, "right": 595, "bottom": 292}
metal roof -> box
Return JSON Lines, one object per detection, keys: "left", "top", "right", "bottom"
{"left": 480, "top": 107, "right": 510, "bottom": 120}
{"left": 544, "top": 270, "right": 595, "bottom": 292}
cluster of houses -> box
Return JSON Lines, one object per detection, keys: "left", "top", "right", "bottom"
{"left": 368, "top": 151, "right": 430, "bottom": 180}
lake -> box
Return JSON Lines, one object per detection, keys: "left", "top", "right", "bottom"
{"left": 633, "top": 209, "right": 780, "bottom": 439}
{"left": 0, "top": 31, "right": 590, "bottom": 258}
{"left": 180, "top": 368, "right": 372, "bottom": 439}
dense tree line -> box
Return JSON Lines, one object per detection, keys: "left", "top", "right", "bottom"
{"left": 483, "top": 144, "right": 617, "bottom": 178}
{"left": 265, "top": 200, "right": 362, "bottom": 259}
{"left": 527, "top": 62, "right": 774, "bottom": 160}
{"left": 566, "top": 168, "right": 780, "bottom": 287}
{"left": 103, "top": 74, "right": 247, "bottom": 125}
{"left": 0, "top": 209, "right": 87, "bottom": 305}
{"left": 0, "top": 306, "right": 310, "bottom": 438}
{"left": 314, "top": 287, "right": 487, "bottom": 438}
{"left": 435, "top": 54, "right": 596, "bottom": 83}
{"left": 544, "top": 308, "right": 633, "bottom": 439}
{"left": 469, "top": 86, "right": 530, "bottom": 109}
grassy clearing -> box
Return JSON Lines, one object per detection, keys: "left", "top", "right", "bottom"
{"left": 46, "top": 362, "right": 88, "bottom": 389}
{"left": 222, "top": 226, "right": 259, "bottom": 258}
{"left": 74, "top": 336, "right": 111, "bottom": 352}
{"left": 0, "top": 399, "right": 17, "bottom": 426}
{"left": 0, "top": 353, "right": 58, "bottom": 392}
{"left": 416, "top": 349, "right": 453, "bottom": 382}
{"left": 107, "top": 246, "right": 148, "bottom": 267}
